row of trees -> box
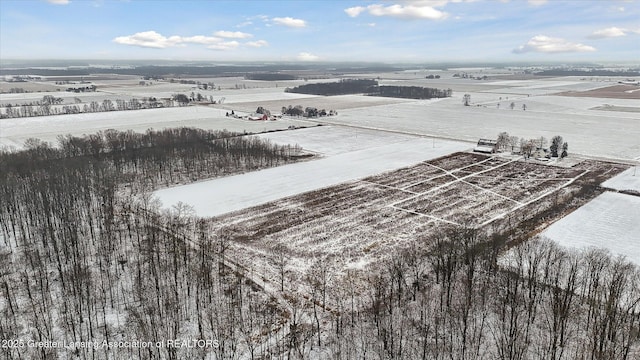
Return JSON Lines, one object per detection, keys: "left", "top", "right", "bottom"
{"left": 1, "top": 97, "right": 173, "bottom": 118}
{"left": 279, "top": 105, "right": 337, "bottom": 118}
{"left": 286, "top": 79, "right": 378, "bottom": 96}
{"left": 496, "top": 131, "right": 568, "bottom": 158}
{"left": 66, "top": 85, "right": 97, "bottom": 93}
{"left": 245, "top": 73, "right": 297, "bottom": 81}
{"left": 1, "top": 94, "right": 64, "bottom": 108}
{"left": 287, "top": 79, "right": 452, "bottom": 100}
{"left": 371, "top": 85, "right": 452, "bottom": 99}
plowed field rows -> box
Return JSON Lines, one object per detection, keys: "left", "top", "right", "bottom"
{"left": 209, "top": 152, "right": 617, "bottom": 275}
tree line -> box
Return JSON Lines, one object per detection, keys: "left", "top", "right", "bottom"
{"left": 245, "top": 73, "right": 297, "bottom": 81}
{"left": 286, "top": 79, "right": 378, "bottom": 96}
{"left": 1, "top": 96, "right": 173, "bottom": 119}
{"left": 286, "top": 79, "right": 451, "bottom": 99}
{"left": 535, "top": 69, "right": 640, "bottom": 77}
{"left": 371, "top": 85, "right": 452, "bottom": 99}
{"left": 280, "top": 105, "right": 337, "bottom": 118}
{"left": 495, "top": 131, "right": 569, "bottom": 159}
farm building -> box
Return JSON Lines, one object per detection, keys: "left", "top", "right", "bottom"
{"left": 474, "top": 139, "right": 497, "bottom": 153}
{"left": 248, "top": 114, "right": 269, "bottom": 121}
{"left": 533, "top": 147, "right": 551, "bottom": 160}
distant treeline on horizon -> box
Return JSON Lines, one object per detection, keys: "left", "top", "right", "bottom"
{"left": 286, "top": 79, "right": 453, "bottom": 99}
{"left": 0, "top": 64, "right": 403, "bottom": 77}
{"left": 2, "top": 63, "right": 638, "bottom": 80}
{"left": 534, "top": 69, "right": 640, "bottom": 76}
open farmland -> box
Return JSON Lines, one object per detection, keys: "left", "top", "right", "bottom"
{"left": 328, "top": 93, "right": 640, "bottom": 161}
{"left": 541, "top": 191, "right": 640, "bottom": 265}
{"left": 3, "top": 71, "right": 639, "bottom": 161}
{"left": 601, "top": 166, "right": 640, "bottom": 193}
{"left": 0, "top": 106, "right": 320, "bottom": 149}
{"left": 556, "top": 84, "right": 640, "bottom": 99}
{"left": 199, "top": 152, "right": 626, "bottom": 284}
{"left": 392, "top": 156, "right": 588, "bottom": 226}
{"left": 153, "top": 132, "right": 470, "bottom": 217}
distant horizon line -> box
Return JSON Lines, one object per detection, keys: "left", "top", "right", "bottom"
{"left": 2, "top": 58, "right": 639, "bottom": 68}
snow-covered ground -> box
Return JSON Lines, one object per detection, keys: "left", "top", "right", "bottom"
{"left": 0, "top": 106, "right": 319, "bottom": 149}
{"left": 256, "top": 125, "right": 418, "bottom": 156}
{"left": 210, "top": 87, "right": 318, "bottom": 104}
{"left": 329, "top": 94, "right": 640, "bottom": 160}
{"left": 153, "top": 133, "right": 470, "bottom": 217}
{"left": 541, "top": 192, "right": 640, "bottom": 265}
{"left": 601, "top": 166, "right": 640, "bottom": 192}
{"left": 3, "top": 75, "right": 639, "bottom": 160}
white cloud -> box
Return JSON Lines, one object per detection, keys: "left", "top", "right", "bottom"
{"left": 207, "top": 41, "right": 240, "bottom": 51}
{"left": 180, "top": 35, "right": 223, "bottom": 45}
{"left": 46, "top": 0, "right": 70, "bottom": 4}
{"left": 297, "top": 52, "right": 319, "bottom": 61}
{"left": 214, "top": 30, "right": 253, "bottom": 39}
{"left": 345, "top": 6, "right": 366, "bottom": 17}
{"left": 344, "top": 3, "right": 449, "bottom": 20}
{"left": 113, "top": 31, "right": 182, "bottom": 48}
{"left": 589, "top": 27, "right": 636, "bottom": 39}
{"left": 272, "top": 17, "right": 307, "bottom": 28}
{"left": 113, "top": 31, "right": 241, "bottom": 50}
{"left": 246, "top": 40, "right": 269, "bottom": 48}
{"left": 513, "top": 35, "right": 596, "bottom": 54}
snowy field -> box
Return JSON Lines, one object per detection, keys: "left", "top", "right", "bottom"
{"left": 225, "top": 94, "right": 414, "bottom": 116}
{"left": 0, "top": 90, "right": 138, "bottom": 106}
{"left": 542, "top": 192, "right": 640, "bottom": 265}
{"left": 257, "top": 125, "right": 418, "bottom": 156}
{"left": 330, "top": 94, "right": 640, "bottom": 161}
{"left": 2, "top": 73, "right": 639, "bottom": 161}
{"left": 153, "top": 134, "right": 470, "bottom": 217}
{"left": 0, "top": 106, "right": 320, "bottom": 149}
{"left": 601, "top": 166, "right": 640, "bottom": 192}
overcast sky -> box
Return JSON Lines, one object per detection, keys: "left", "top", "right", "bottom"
{"left": 1, "top": 0, "right": 638, "bottom": 63}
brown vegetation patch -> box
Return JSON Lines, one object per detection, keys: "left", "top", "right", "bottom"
{"left": 590, "top": 105, "right": 640, "bottom": 113}
{"left": 0, "top": 80, "right": 61, "bottom": 93}
{"left": 556, "top": 84, "right": 640, "bottom": 99}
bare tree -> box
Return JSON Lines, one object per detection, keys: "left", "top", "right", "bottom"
{"left": 508, "top": 136, "right": 520, "bottom": 153}
{"left": 496, "top": 132, "right": 510, "bottom": 152}
{"left": 272, "top": 245, "right": 289, "bottom": 292}
{"left": 520, "top": 138, "right": 536, "bottom": 159}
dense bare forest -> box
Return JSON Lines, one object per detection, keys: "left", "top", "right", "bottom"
{"left": 1, "top": 128, "right": 638, "bottom": 359}
{"left": 285, "top": 79, "right": 452, "bottom": 99}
